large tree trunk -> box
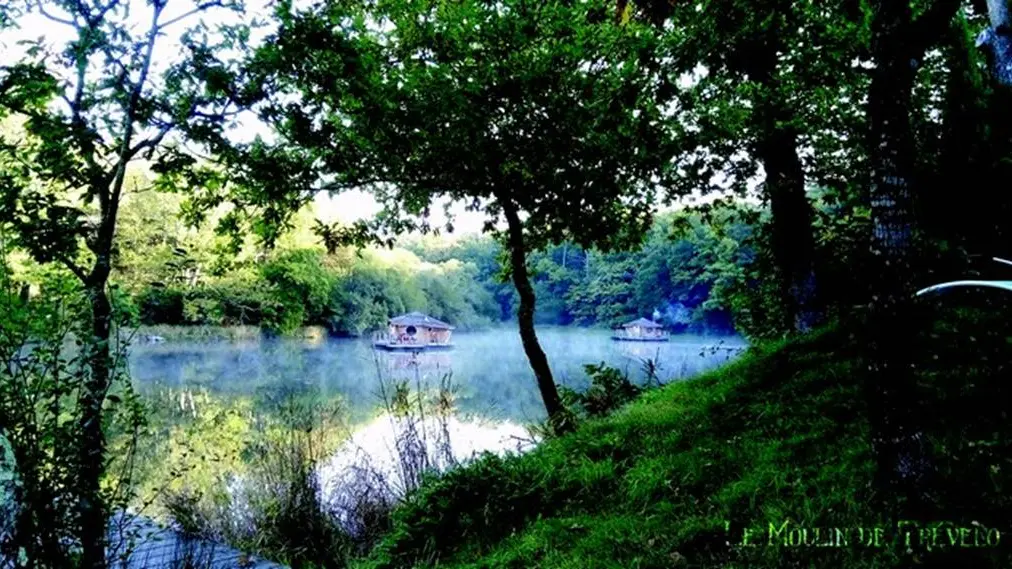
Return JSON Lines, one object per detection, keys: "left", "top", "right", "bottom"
{"left": 862, "top": 0, "right": 959, "bottom": 517}
{"left": 866, "top": 5, "right": 920, "bottom": 506}
{"left": 979, "top": 0, "right": 1012, "bottom": 86}
{"left": 500, "top": 200, "right": 569, "bottom": 432}
{"left": 79, "top": 213, "right": 118, "bottom": 568}
{"left": 747, "top": 44, "right": 823, "bottom": 334}
{"left": 79, "top": 281, "right": 113, "bottom": 569}
{"left": 77, "top": 81, "right": 133, "bottom": 565}
{"left": 763, "top": 134, "right": 820, "bottom": 333}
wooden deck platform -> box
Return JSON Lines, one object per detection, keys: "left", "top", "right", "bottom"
{"left": 610, "top": 336, "right": 670, "bottom": 342}
{"left": 372, "top": 341, "right": 454, "bottom": 351}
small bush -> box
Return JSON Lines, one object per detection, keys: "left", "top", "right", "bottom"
{"left": 561, "top": 363, "right": 643, "bottom": 419}
{"left": 1, "top": 253, "right": 144, "bottom": 568}
{"left": 161, "top": 393, "right": 352, "bottom": 569}
{"left": 138, "top": 286, "right": 186, "bottom": 324}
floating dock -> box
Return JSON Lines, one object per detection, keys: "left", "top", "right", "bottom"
{"left": 609, "top": 335, "right": 670, "bottom": 342}
{"left": 372, "top": 341, "right": 454, "bottom": 351}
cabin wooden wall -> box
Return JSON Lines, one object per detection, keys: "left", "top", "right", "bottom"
{"left": 387, "top": 324, "right": 451, "bottom": 343}
{"left": 427, "top": 329, "right": 451, "bottom": 343}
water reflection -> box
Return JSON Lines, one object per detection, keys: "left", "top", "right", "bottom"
{"left": 319, "top": 413, "right": 533, "bottom": 499}
{"left": 0, "top": 433, "right": 17, "bottom": 544}
{"left": 376, "top": 351, "right": 453, "bottom": 375}
{"left": 128, "top": 327, "right": 746, "bottom": 423}
{"left": 617, "top": 342, "right": 665, "bottom": 363}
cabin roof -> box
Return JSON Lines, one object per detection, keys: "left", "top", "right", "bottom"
{"left": 622, "top": 317, "right": 663, "bottom": 329}
{"left": 389, "top": 312, "right": 455, "bottom": 330}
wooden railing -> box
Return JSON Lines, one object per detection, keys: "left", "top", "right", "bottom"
{"left": 371, "top": 331, "right": 452, "bottom": 345}
{"left": 612, "top": 329, "right": 669, "bottom": 339}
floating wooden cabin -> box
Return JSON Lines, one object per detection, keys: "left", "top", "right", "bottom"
{"left": 373, "top": 312, "right": 455, "bottom": 351}
{"left": 611, "top": 317, "right": 669, "bottom": 342}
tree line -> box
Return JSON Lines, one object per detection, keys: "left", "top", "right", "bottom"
{"left": 109, "top": 188, "right": 754, "bottom": 335}
{"left": 112, "top": 189, "right": 868, "bottom": 338}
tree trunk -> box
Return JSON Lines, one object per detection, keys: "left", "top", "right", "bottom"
{"left": 747, "top": 44, "right": 823, "bottom": 334}
{"left": 500, "top": 200, "right": 568, "bottom": 432}
{"left": 863, "top": 0, "right": 944, "bottom": 516}
{"left": 79, "top": 281, "right": 112, "bottom": 569}
{"left": 765, "top": 141, "right": 820, "bottom": 334}
{"left": 980, "top": 0, "right": 1012, "bottom": 86}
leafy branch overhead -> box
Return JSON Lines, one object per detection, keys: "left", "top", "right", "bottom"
{"left": 233, "top": 0, "right": 676, "bottom": 254}
{"left": 0, "top": 0, "right": 257, "bottom": 282}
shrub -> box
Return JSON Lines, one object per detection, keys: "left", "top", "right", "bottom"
{"left": 561, "top": 364, "right": 643, "bottom": 419}
{"left": 1, "top": 255, "right": 144, "bottom": 567}
{"left": 138, "top": 286, "right": 186, "bottom": 324}
{"left": 161, "top": 393, "right": 353, "bottom": 568}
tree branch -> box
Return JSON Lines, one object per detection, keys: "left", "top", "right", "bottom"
{"left": 315, "top": 178, "right": 398, "bottom": 193}
{"left": 100, "top": 49, "right": 131, "bottom": 88}
{"left": 127, "top": 121, "right": 175, "bottom": 160}
{"left": 62, "top": 10, "right": 112, "bottom": 197}
{"left": 91, "top": 0, "right": 123, "bottom": 27}
{"left": 68, "top": 0, "right": 96, "bottom": 27}
{"left": 34, "top": 0, "right": 77, "bottom": 26}
{"left": 124, "top": 181, "right": 159, "bottom": 195}
{"left": 56, "top": 252, "right": 89, "bottom": 283}
{"left": 91, "top": 1, "right": 164, "bottom": 284}
{"left": 158, "top": 0, "right": 228, "bottom": 29}
{"left": 194, "top": 107, "right": 244, "bottom": 120}
{"left": 110, "top": 2, "right": 163, "bottom": 195}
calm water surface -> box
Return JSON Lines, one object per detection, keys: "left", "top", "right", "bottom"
{"left": 128, "top": 326, "right": 746, "bottom": 423}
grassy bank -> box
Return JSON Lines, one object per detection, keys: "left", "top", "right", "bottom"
{"left": 357, "top": 308, "right": 1012, "bottom": 568}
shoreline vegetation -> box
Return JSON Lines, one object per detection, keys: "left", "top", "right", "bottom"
{"left": 128, "top": 308, "right": 1004, "bottom": 568}
{"left": 125, "top": 323, "right": 747, "bottom": 343}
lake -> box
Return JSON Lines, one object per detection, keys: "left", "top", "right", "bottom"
{"left": 98, "top": 326, "right": 748, "bottom": 557}
{"left": 127, "top": 326, "right": 746, "bottom": 423}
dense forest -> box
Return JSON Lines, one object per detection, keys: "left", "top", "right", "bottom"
{"left": 105, "top": 189, "right": 760, "bottom": 335}
{"left": 4, "top": 0, "right": 1012, "bottom": 568}
{"left": 66, "top": 182, "right": 864, "bottom": 338}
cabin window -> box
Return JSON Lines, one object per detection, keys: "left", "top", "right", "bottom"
{"left": 406, "top": 325, "right": 417, "bottom": 336}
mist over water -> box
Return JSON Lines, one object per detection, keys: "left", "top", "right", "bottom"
{"left": 127, "top": 326, "right": 746, "bottom": 423}
{"left": 113, "top": 327, "right": 747, "bottom": 542}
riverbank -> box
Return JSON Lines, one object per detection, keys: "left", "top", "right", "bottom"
{"left": 356, "top": 309, "right": 1012, "bottom": 569}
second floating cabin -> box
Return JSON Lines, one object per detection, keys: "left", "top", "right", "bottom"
{"left": 373, "top": 312, "right": 455, "bottom": 351}
{"left": 611, "top": 317, "right": 669, "bottom": 342}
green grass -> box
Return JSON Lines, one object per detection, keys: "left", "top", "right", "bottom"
{"left": 355, "top": 308, "right": 1012, "bottom": 569}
